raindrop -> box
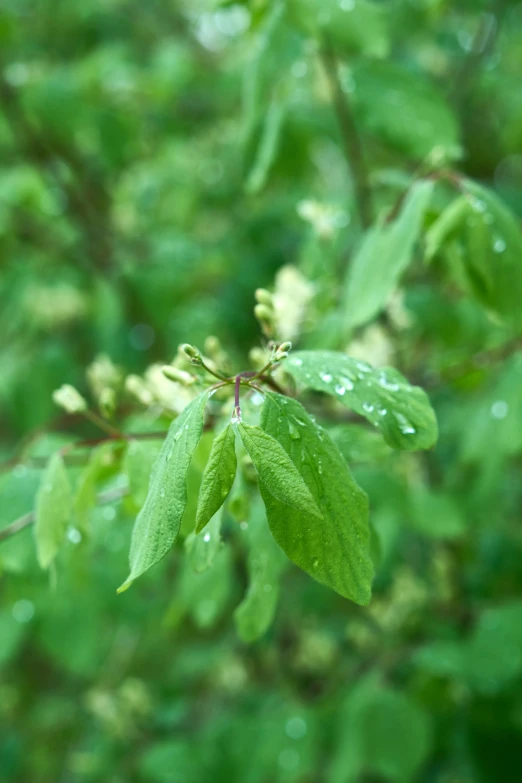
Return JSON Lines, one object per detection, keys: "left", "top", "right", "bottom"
{"left": 239, "top": 521, "right": 248, "bottom": 530}
{"left": 312, "top": 558, "right": 320, "bottom": 569}
{"left": 12, "top": 599, "right": 35, "bottom": 624}
{"left": 362, "top": 402, "right": 374, "bottom": 413}
{"left": 395, "top": 412, "right": 416, "bottom": 434}
{"left": 203, "top": 532, "right": 211, "bottom": 542}
{"left": 251, "top": 391, "right": 264, "bottom": 406}
{"left": 378, "top": 407, "right": 387, "bottom": 417}
{"left": 379, "top": 376, "right": 400, "bottom": 392}
{"left": 291, "top": 61, "right": 307, "bottom": 79}
{"left": 334, "top": 384, "right": 346, "bottom": 396}
{"left": 288, "top": 422, "right": 301, "bottom": 440}
{"left": 278, "top": 748, "right": 300, "bottom": 771}
{"left": 491, "top": 400, "right": 508, "bottom": 419}
{"left": 340, "top": 376, "right": 355, "bottom": 390}
{"left": 320, "top": 372, "right": 333, "bottom": 383}
{"left": 472, "top": 198, "right": 487, "bottom": 213}
{"left": 285, "top": 716, "right": 308, "bottom": 739}
{"left": 67, "top": 528, "right": 82, "bottom": 545}
{"left": 493, "top": 237, "right": 506, "bottom": 253}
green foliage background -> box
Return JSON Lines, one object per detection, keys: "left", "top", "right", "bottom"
{"left": 2, "top": 0, "right": 522, "bottom": 780}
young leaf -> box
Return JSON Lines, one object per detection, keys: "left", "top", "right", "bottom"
{"left": 195, "top": 424, "right": 237, "bottom": 534}
{"left": 124, "top": 439, "right": 162, "bottom": 509}
{"left": 343, "top": 180, "right": 433, "bottom": 329}
{"left": 260, "top": 392, "right": 373, "bottom": 604}
{"left": 234, "top": 500, "right": 286, "bottom": 643}
{"left": 245, "top": 91, "right": 286, "bottom": 194}
{"left": 284, "top": 350, "right": 438, "bottom": 450}
{"left": 237, "top": 423, "right": 322, "bottom": 519}
{"left": 118, "top": 392, "right": 209, "bottom": 593}
{"left": 35, "top": 453, "right": 73, "bottom": 569}
{"left": 185, "top": 507, "right": 223, "bottom": 574}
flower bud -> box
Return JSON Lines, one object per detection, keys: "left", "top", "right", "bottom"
{"left": 254, "top": 303, "right": 273, "bottom": 323}
{"left": 162, "top": 366, "right": 196, "bottom": 386}
{"left": 180, "top": 343, "right": 202, "bottom": 365}
{"left": 278, "top": 341, "right": 292, "bottom": 353}
{"left": 52, "top": 384, "right": 87, "bottom": 414}
{"left": 99, "top": 387, "right": 117, "bottom": 417}
{"left": 125, "top": 375, "right": 154, "bottom": 406}
{"left": 254, "top": 288, "right": 273, "bottom": 308}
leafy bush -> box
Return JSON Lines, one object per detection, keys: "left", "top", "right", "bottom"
{"left": 2, "top": 1, "right": 522, "bottom": 781}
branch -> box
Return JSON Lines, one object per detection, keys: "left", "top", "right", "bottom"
{"left": 320, "top": 38, "right": 373, "bottom": 229}
{"left": 0, "top": 485, "right": 129, "bottom": 544}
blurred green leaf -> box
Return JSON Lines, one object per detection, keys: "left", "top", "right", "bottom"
{"left": 343, "top": 180, "right": 434, "bottom": 329}
{"left": 35, "top": 453, "right": 72, "bottom": 569}
{"left": 234, "top": 500, "right": 286, "bottom": 642}
{"left": 185, "top": 507, "right": 223, "bottom": 574}
{"left": 352, "top": 61, "right": 460, "bottom": 159}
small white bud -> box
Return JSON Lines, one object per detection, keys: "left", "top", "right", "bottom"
{"left": 162, "top": 366, "right": 196, "bottom": 386}
{"left": 52, "top": 384, "right": 87, "bottom": 414}
{"left": 125, "top": 375, "right": 154, "bottom": 406}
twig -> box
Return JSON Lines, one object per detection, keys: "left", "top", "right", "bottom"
{"left": 0, "top": 485, "right": 130, "bottom": 544}
{"left": 320, "top": 37, "right": 373, "bottom": 229}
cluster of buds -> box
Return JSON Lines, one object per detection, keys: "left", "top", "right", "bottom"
{"left": 254, "top": 288, "right": 275, "bottom": 338}
{"left": 272, "top": 340, "right": 292, "bottom": 363}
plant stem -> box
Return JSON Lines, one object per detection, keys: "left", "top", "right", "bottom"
{"left": 200, "top": 359, "right": 229, "bottom": 382}
{"left": 83, "top": 409, "right": 124, "bottom": 438}
{"left": 320, "top": 37, "right": 373, "bottom": 229}
{"left": 0, "top": 485, "right": 130, "bottom": 543}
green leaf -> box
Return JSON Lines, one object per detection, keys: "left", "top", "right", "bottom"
{"left": 245, "top": 91, "right": 286, "bottom": 194}
{"left": 330, "top": 675, "right": 432, "bottom": 783}
{"left": 343, "top": 180, "right": 434, "bottom": 329}
{"left": 284, "top": 350, "right": 438, "bottom": 450}
{"left": 185, "top": 507, "right": 223, "bottom": 574}
{"left": 237, "top": 422, "right": 322, "bottom": 519}
{"left": 466, "top": 602, "right": 522, "bottom": 694}
{"left": 425, "top": 195, "right": 469, "bottom": 262}
{"left": 351, "top": 61, "right": 460, "bottom": 159}
{"left": 260, "top": 392, "right": 373, "bottom": 604}
{"left": 118, "top": 392, "right": 208, "bottom": 592}
{"left": 409, "top": 485, "right": 466, "bottom": 540}
{"left": 124, "top": 438, "right": 162, "bottom": 509}
{"left": 327, "top": 423, "right": 393, "bottom": 464}
{"left": 288, "top": 0, "right": 389, "bottom": 58}
{"left": 35, "top": 453, "right": 73, "bottom": 569}
{"left": 234, "top": 500, "right": 286, "bottom": 642}
{"left": 181, "top": 546, "right": 233, "bottom": 629}
{"left": 453, "top": 181, "right": 522, "bottom": 327}
{"left": 75, "top": 443, "right": 119, "bottom": 531}
{"left": 195, "top": 423, "right": 237, "bottom": 534}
